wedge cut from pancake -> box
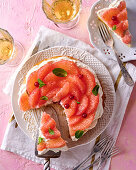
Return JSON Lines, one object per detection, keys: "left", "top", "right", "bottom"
{"left": 37, "top": 112, "right": 67, "bottom": 153}
{"left": 97, "top": 0, "right": 132, "bottom": 46}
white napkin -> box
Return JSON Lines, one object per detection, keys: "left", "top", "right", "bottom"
{"left": 1, "top": 26, "right": 136, "bottom": 170}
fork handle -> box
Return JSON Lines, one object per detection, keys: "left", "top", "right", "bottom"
{"left": 73, "top": 151, "right": 95, "bottom": 170}
{"left": 82, "top": 156, "right": 101, "bottom": 170}
{"left": 43, "top": 158, "right": 50, "bottom": 170}
{"left": 113, "top": 49, "right": 134, "bottom": 86}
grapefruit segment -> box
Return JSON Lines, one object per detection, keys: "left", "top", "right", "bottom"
{"left": 43, "top": 127, "right": 61, "bottom": 139}
{"left": 41, "top": 112, "right": 51, "bottom": 125}
{"left": 117, "top": 9, "right": 127, "bottom": 21}
{"left": 40, "top": 82, "right": 57, "bottom": 96}
{"left": 101, "top": 8, "right": 120, "bottom": 24}
{"left": 80, "top": 68, "right": 96, "bottom": 96}
{"left": 122, "top": 30, "right": 132, "bottom": 44}
{"left": 46, "top": 137, "right": 66, "bottom": 149}
{"left": 115, "top": 23, "right": 125, "bottom": 37}
{"left": 53, "top": 60, "right": 79, "bottom": 75}
{"left": 69, "top": 113, "right": 95, "bottom": 136}
{"left": 26, "top": 71, "right": 38, "bottom": 94}
{"left": 68, "top": 115, "right": 83, "bottom": 126}
{"left": 19, "top": 92, "right": 31, "bottom": 111}
{"left": 37, "top": 141, "right": 46, "bottom": 151}
{"left": 53, "top": 82, "right": 70, "bottom": 102}
{"left": 69, "top": 84, "right": 81, "bottom": 101}
{"left": 117, "top": 1, "right": 126, "bottom": 11}
{"left": 46, "top": 88, "right": 60, "bottom": 99}
{"left": 122, "top": 20, "right": 128, "bottom": 30}
{"left": 37, "top": 99, "right": 47, "bottom": 108}
{"left": 43, "top": 72, "right": 65, "bottom": 84}
{"left": 67, "top": 75, "right": 86, "bottom": 94}
{"left": 29, "top": 88, "right": 40, "bottom": 108}
{"left": 86, "top": 94, "right": 99, "bottom": 115}
{"left": 61, "top": 95, "right": 71, "bottom": 106}
{"left": 40, "top": 117, "right": 56, "bottom": 134}
{"left": 65, "top": 100, "right": 77, "bottom": 118}
{"left": 37, "top": 62, "right": 53, "bottom": 80}
{"left": 76, "top": 95, "right": 89, "bottom": 115}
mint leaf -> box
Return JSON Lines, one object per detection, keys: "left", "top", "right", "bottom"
{"left": 48, "top": 128, "right": 54, "bottom": 135}
{"left": 38, "top": 137, "right": 44, "bottom": 144}
{"left": 75, "top": 130, "right": 84, "bottom": 139}
{"left": 112, "top": 25, "right": 116, "bottom": 30}
{"left": 38, "top": 79, "right": 46, "bottom": 88}
{"left": 40, "top": 96, "right": 48, "bottom": 100}
{"left": 52, "top": 68, "right": 67, "bottom": 77}
{"left": 92, "top": 85, "right": 99, "bottom": 96}
{"left": 76, "top": 100, "right": 80, "bottom": 104}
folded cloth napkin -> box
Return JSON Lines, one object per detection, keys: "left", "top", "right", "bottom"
{"left": 1, "top": 26, "right": 136, "bottom": 170}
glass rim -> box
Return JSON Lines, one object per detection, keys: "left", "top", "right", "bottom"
{"left": 42, "top": 0, "right": 82, "bottom": 24}
{"left": 0, "top": 28, "right": 15, "bottom": 65}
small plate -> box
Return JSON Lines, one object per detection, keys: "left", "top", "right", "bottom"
{"left": 88, "top": 0, "right": 136, "bottom": 62}
{"left": 12, "top": 46, "right": 115, "bottom": 149}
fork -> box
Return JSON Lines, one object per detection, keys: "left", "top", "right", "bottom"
{"left": 83, "top": 141, "right": 120, "bottom": 170}
{"left": 98, "top": 21, "right": 134, "bottom": 86}
{"left": 73, "top": 134, "right": 113, "bottom": 170}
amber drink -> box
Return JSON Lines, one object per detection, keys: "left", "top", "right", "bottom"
{"left": 42, "top": 0, "right": 81, "bottom": 29}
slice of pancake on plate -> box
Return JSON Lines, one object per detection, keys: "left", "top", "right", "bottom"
{"left": 97, "top": 0, "right": 132, "bottom": 46}
{"left": 37, "top": 112, "right": 68, "bottom": 154}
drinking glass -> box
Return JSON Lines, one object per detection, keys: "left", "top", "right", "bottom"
{"left": 42, "top": 0, "right": 82, "bottom": 29}
{"left": 0, "top": 28, "right": 24, "bottom": 66}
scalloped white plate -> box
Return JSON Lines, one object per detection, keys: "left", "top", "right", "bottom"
{"left": 88, "top": 0, "right": 136, "bottom": 62}
{"left": 12, "top": 46, "right": 115, "bottom": 149}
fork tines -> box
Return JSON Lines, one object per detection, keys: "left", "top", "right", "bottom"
{"left": 98, "top": 21, "right": 112, "bottom": 43}
{"left": 111, "top": 147, "right": 120, "bottom": 157}
{"left": 103, "top": 139, "right": 115, "bottom": 156}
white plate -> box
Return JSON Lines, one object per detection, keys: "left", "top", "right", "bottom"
{"left": 12, "top": 46, "right": 115, "bottom": 149}
{"left": 88, "top": 0, "right": 136, "bottom": 62}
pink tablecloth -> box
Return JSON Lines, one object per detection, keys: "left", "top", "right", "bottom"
{"left": 0, "top": 0, "right": 136, "bottom": 170}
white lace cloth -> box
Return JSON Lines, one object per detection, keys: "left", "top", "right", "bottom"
{"left": 1, "top": 26, "right": 136, "bottom": 170}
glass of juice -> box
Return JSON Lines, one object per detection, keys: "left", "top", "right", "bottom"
{"left": 0, "top": 28, "right": 24, "bottom": 66}
{"left": 42, "top": 0, "right": 81, "bottom": 29}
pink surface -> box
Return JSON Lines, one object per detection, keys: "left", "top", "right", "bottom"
{"left": 0, "top": 0, "right": 136, "bottom": 170}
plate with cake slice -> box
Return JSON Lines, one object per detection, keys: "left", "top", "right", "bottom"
{"left": 88, "top": 0, "right": 136, "bottom": 62}
{"left": 12, "top": 46, "right": 115, "bottom": 152}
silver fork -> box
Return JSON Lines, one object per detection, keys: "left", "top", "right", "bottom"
{"left": 98, "top": 21, "right": 134, "bottom": 86}
{"left": 73, "top": 134, "right": 113, "bottom": 170}
{"left": 83, "top": 141, "right": 120, "bottom": 170}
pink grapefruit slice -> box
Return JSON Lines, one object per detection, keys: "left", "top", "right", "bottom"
{"left": 43, "top": 127, "right": 61, "bottom": 139}
{"left": 37, "top": 141, "right": 46, "bottom": 151}
{"left": 52, "top": 82, "right": 70, "bottom": 102}
{"left": 40, "top": 117, "right": 56, "bottom": 134}
{"left": 53, "top": 60, "right": 79, "bottom": 75}
{"left": 76, "top": 95, "right": 89, "bottom": 116}
{"left": 46, "top": 137, "right": 66, "bottom": 149}
{"left": 86, "top": 94, "right": 99, "bottom": 115}
{"left": 19, "top": 92, "right": 31, "bottom": 111}
{"left": 37, "top": 62, "right": 53, "bottom": 80}
{"left": 69, "top": 113, "right": 95, "bottom": 136}
{"left": 65, "top": 100, "right": 77, "bottom": 118}
{"left": 29, "top": 88, "right": 40, "bottom": 108}
{"left": 26, "top": 71, "right": 38, "bottom": 94}
{"left": 79, "top": 68, "right": 96, "bottom": 96}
